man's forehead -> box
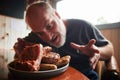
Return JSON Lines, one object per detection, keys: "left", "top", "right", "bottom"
{"left": 31, "top": 25, "right": 44, "bottom": 33}
{"left": 26, "top": 5, "right": 54, "bottom": 32}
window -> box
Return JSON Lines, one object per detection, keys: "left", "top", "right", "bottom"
{"left": 56, "top": 0, "right": 120, "bottom": 25}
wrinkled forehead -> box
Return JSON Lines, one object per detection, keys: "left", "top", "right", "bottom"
{"left": 26, "top": 5, "right": 47, "bottom": 20}
{"left": 26, "top": 6, "right": 47, "bottom": 32}
{"left": 26, "top": 3, "right": 52, "bottom": 18}
{"left": 25, "top": 3, "right": 55, "bottom": 32}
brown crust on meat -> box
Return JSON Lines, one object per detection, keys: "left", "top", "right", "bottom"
{"left": 42, "top": 52, "right": 60, "bottom": 64}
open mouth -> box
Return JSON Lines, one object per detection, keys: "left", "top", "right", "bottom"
{"left": 52, "top": 35, "right": 58, "bottom": 43}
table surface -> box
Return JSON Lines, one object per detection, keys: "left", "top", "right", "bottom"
{"left": 49, "top": 66, "right": 90, "bottom": 80}
{"left": 0, "top": 49, "right": 89, "bottom": 80}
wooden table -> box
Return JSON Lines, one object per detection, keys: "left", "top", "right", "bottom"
{"left": 0, "top": 49, "right": 89, "bottom": 80}
{"left": 50, "top": 66, "right": 90, "bottom": 80}
{"left": 7, "top": 66, "right": 89, "bottom": 80}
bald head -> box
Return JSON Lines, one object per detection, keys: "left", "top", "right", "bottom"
{"left": 26, "top": 1, "right": 53, "bottom": 14}
{"left": 25, "top": 1, "right": 54, "bottom": 28}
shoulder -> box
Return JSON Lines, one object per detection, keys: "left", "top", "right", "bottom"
{"left": 65, "top": 19, "right": 96, "bottom": 31}
{"left": 66, "top": 19, "right": 91, "bottom": 24}
{"left": 65, "top": 19, "right": 94, "bottom": 27}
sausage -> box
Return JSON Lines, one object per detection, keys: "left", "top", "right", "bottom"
{"left": 56, "top": 55, "right": 71, "bottom": 67}
{"left": 40, "top": 63, "right": 57, "bottom": 71}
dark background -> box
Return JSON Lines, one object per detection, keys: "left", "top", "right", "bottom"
{"left": 0, "top": 0, "right": 26, "bottom": 19}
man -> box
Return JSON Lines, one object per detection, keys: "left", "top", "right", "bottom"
{"left": 15, "top": 1, "right": 114, "bottom": 80}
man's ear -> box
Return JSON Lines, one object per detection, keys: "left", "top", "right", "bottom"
{"left": 55, "top": 11, "right": 61, "bottom": 19}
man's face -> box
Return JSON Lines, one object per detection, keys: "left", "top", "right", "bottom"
{"left": 27, "top": 8, "right": 66, "bottom": 48}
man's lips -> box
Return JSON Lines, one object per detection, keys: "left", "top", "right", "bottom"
{"left": 52, "top": 35, "right": 57, "bottom": 42}
{"left": 51, "top": 35, "right": 59, "bottom": 44}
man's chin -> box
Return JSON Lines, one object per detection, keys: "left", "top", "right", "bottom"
{"left": 48, "top": 39, "right": 65, "bottom": 48}
{"left": 50, "top": 42, "right": 64, "bottom": 48}
{"left": 55, "top": 41, "right": 65, "bottom": 48}
{"left": 51, "top": 44, "right": 62, "bottom": 48}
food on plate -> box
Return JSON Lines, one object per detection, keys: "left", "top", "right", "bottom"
{"left": 12, "top": 44, "right": 43, "bottom": 71}
{"left": 40, "top": 63, "right": 57, "bottom": 71}
{"left": 56, "top": 55, "right": 71, "bottom": 67}
{"left": 11, "top": 38, "right": 71, "bottom": 71}
{"left": 42, "top": 52, "right": 60, "bottom": 64}
{"left": 13, "top": 38, "right": 34, "bottom": 59}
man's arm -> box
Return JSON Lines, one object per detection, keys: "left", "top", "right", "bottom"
{"left": 98, "top": 41, "right": 113, "bottom": 61}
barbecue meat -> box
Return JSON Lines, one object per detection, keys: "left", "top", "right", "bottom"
{"left": 14, "top": 38, "right": 34, "bottom": 59}
{"left": 12, "top": 38, "right": 70, "bottom": 71}
{"left": 42, "top": 52, "right": 60, "bottom": 64}
{"left": 13, "top": 43, "right": 43, "bottom": 71}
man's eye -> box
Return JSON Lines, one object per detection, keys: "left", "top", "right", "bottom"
{"left": 39, "top": 32, "right": 43, "bottom": 36}
{"left": 36, "top": 32, "right": 43, "bottom": 36}
{"left": 46, "top": 24, "right": 52, "bottom": 30}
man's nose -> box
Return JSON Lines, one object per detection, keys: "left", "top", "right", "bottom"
{"left": 44, "top": 31, "right": 52, "bottom": 41}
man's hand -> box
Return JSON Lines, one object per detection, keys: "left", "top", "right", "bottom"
{"left": 90, "top": 53, "right": 100, "bottom": 69}
{"left": 70, "top": 39, "right": 99, "bottom": 57}
{"left": 70, "top": 39, "right": 100, "bottom": 69}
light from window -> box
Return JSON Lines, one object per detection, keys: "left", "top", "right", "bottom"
{"left": 57, "top": 0, "right": 120, "bottom": 25}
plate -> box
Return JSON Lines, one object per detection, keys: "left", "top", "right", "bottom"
{"left": 7, "top": 62, "right": 69, "bottom": 79}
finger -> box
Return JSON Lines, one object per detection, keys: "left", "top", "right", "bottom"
{"left": 92, "top": 57, "right": 99, "bottom": 69}
{"left": 94, "top": 49, "right": 99, "bottom": 54}
{"left": 87, "top": 39, "right": 96, "bottom": 47}
{"left": 92, "top": 45, "right": 100, "bottom": 54}
{"left": 90, "top": 54, "right": 100, "bottom": 63}
{"left": 70, "top": 42, "right": 82, "bottom": 50}
{"left": 90, "top": 56, "right": 96, "bottom": 64}
{"left": 90, "top": 54, "right": 100, "bottom": 69}
{"left": 88, "top": 39, "right": 100, "bottom": 54}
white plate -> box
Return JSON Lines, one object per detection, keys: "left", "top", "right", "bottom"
{"left": 7, "top": 62, "right": 69, "bottom": 79}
